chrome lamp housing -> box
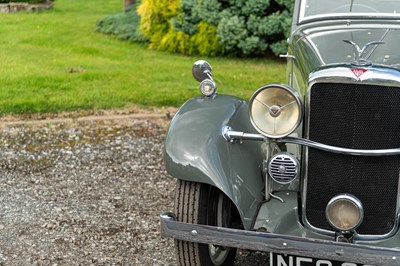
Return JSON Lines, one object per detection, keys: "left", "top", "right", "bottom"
{"left": 249, "top": 84, "right": 303, "bottom": 139}
{"left": 326, "top": 194, "right": 364, "bottom": 232}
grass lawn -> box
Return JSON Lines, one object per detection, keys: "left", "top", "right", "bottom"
{"left": 0, "top": 0, "right": 286, "bottom": 115}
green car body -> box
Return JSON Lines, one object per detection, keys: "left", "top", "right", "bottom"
{"left": 161, "top": 0, "right": 400, "bottom": 265}
{"left": 164, "top": 95, "right": 266, "bottom": 230}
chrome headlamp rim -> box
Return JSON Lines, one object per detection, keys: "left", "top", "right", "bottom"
{"left": 249, "top": 84, "right": 304, "bottom": 139}
{"left": 326, "top": 194, "right": 364, "bottom": 232}
{"left": 200, "top": 79, "right": 217, "bottom": 97}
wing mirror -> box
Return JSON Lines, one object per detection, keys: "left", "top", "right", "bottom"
{"left": 192, "top": 60, "right": 213, "bottom": 82}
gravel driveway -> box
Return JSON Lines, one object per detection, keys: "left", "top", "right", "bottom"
{"left": 0, "top": 114, "right": 269, "bottom": 265}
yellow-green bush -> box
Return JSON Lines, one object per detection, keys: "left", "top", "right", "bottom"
{"left": 137, "top": 0, "right": 223, "bottom": 56}
{"left": 158, "top": 30, "right": 189, "bottom": 54}
{"left": 137, "top": 0, "right": 180, "bottom": 49}
{"left": 158, "top": 21, "right": 223, "bottom": 56}
{"left": 191, "top": 22, "right": 224, "bottom": 56}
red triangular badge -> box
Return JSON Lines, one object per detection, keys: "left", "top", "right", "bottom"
{"left": 351, "top": 68, "right": 367, "bottom": 78}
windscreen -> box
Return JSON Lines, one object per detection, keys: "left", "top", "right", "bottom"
{"left": 300, "top": 0, "right": 400, "bottom": 22}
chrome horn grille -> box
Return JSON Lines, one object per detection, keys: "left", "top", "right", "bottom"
{"left": 268, "top": 153, "right": 299, "bottom": 184}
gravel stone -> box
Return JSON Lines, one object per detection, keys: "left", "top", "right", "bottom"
{"left": 0, "top": 115, "right": 268, "bottom": 265}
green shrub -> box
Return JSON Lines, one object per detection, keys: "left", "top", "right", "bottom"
{"left": 98, "top": 0, "right": 294, "bottom": 57}
{"left": 139, "top": 0, "right": 224, "bottom": 56}
{"left": 215, "top": 0, "right": 294, "bottom": 57}
{"left": 137, "top": 0, "right": 180, "bottom": 49}
{"left": 95, "top": 1, "right": 148, "bottom": 43}
{"left": 158, "top": 21, "right": 223, "bottom": 56}
{"left": 153, "top": 0, "right": 294, "bottom": 57}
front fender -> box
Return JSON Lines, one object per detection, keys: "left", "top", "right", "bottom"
{"left": 164, "top": 94, "right": 266, "bottom": 229}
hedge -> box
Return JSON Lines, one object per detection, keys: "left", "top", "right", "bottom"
{"left": 97, "top": 0, "right": 294, "bottom": 57}
{"left": 95, "top": 2, "right": 148, "bottom": 44}
{"left": 138, "top": 0, "right": 294, "bottom": 57}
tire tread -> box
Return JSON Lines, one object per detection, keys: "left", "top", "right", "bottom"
{"left": 174, "top": 180, "right": 201, "bottom": 266}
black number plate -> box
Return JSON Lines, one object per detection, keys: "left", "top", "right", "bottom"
{"left": 270, "top": 253, "right": 373, "bottom": 266}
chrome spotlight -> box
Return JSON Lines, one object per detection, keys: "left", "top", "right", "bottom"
{"left": 200, "top": 79, "right": 217, "bottom": 97}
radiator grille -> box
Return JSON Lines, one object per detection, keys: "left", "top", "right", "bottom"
{"left": 306, "top": 83, "right": 400, "bottom": 235}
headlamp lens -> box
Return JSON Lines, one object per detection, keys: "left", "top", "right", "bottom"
{"left": 249, "top": 84, "right": 303, "bottom": 138}
{"left": 200, "top": 79, "right": 216, "bottom": 97}
{"left": 326, "top": 194, "right": 364, "bottom": 231}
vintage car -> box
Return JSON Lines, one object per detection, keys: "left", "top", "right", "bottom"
{"left": 160, "top": 0, "right": 400, "bottom": 265}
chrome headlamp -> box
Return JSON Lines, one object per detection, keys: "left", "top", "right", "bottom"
{"left": 200, "top": 79, "right": 217, "bottom": 97}
{"left": 326, "top": 194, "right": 364, "bottom": 232}
{"left": 249, "top": 84, "right": 303, "bottom": 138}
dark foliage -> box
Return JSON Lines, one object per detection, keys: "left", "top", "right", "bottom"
{"left": 95, "top": 1, "right": 148, "bottom": 44}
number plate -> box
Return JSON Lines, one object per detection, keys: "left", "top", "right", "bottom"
{"left": 270, "top": 253, "right": 373, "bottom": 266}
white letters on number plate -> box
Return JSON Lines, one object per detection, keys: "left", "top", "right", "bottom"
{"left": 270, "top": 253, "right": 374, "bottom": 266}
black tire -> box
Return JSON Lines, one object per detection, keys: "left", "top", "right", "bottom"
{"left": 174, "top": 179, "right": 238, "bottom": 266}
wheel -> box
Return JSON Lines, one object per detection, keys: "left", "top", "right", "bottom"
{"left": 174, "top": 179, "right": 239, "bottom": 266}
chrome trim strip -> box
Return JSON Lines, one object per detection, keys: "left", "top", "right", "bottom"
{"left": 223, "top": 127, "right": 400, "bottom": 156}
{"left": 299, "top": 14, "right": 400, "bottom": 25}
{"left": 279, "top": 137, "right": 400, "bottom": 156}
{"left": 308, "top": 67, "right": 400, "bottom": 86}
{"left": 160, "top": 212, "right": 400, "bottom": 265}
